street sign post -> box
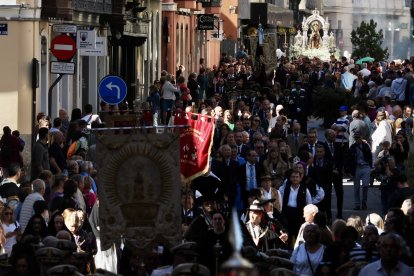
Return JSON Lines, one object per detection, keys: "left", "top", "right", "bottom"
{"left": 99, "top": 75, "right": 127, "bottom": 105}
{"left": 51, "top": 34, "right": 77, "bottom": 61}
{"left": 50, "top": 62, "right": 75, "bottom": 75}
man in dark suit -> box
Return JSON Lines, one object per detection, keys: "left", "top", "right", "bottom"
{"left": 234, "top": 130, "right": 251, "bottom": 159}
{"left": 215, "top": 78, "right": 227, "bottom": 95}
{"left": 298, "top": 128, "right": 324, "bottom": 157}
{"left": 237, "top": 149, "right": 265, "bottom": 208}
{"left": 323, "top": 128, "right": 345, "bottom": 219}
{"left": 311, "top": 145, "right": 333, "bottom": 223}
{"left": 286, "top": 122, "right": 306, "bottom": 157}
{"left": 213, "top": 144, "right": 240, "bottom": 208}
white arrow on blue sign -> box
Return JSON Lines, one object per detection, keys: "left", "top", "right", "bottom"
{"left": 98, "top": 75, "right": 127, "bottom": 105}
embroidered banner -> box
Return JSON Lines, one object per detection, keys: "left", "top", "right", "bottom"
{"left": 96, "top": 131, "right": 181, "bottom": 253}
{"left": 174, "top": 112, "right": 215, "bottom": 181}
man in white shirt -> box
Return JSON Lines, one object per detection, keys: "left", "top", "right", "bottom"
{"left": 279, "top": 169, "right": 312, "bottom": 245}
{"left": 18, "top": 179, "right": 45, "bottom": 231}
{"left": 358, "top": 63, "right": 371, "bottom": 78}
{"left": 81, "top": 104, "right": 102, "bottom": 129}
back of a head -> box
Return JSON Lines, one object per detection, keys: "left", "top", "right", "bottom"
{"left": 63, "top": 179, "right": 78, "bottom": 196}
{"left": 80, "top": 161, "right": 92, "bottom": 173}
{"left": 341, "top": 225, "right": 359, "bottom": 242}
{"left": 84, "top": 104, "right": 93, "bottom": 114}
{"left": 38, "top": 170, "right": 53, "bottom": 181}
{"left": 32, "top": 179, "right": 45, "bottom": 193}
{"left": 3, "top": 126, "right": 11, "bottom": 135}
{"left": 33, "top": 200, "right": 48, "bottom": 215}
{"left": 7, "top": 163, "right": 21, "bottom": 177}
{"left": 351, "top": 109, "right": 360, "bottom": 118}
{"left": 314, "top": 212, "right": 328, "bottom": 227}
{"left": 53, "top": 117, "right": 62, "bottom": 128}
{"left": 304, "top": 204, "right": 318, "bottom": 216}
{"left": 366, "top": 213, "right": 384, "bottom": 230}
{"left": 38, "top": 127, "right": 49, "bottom": 140}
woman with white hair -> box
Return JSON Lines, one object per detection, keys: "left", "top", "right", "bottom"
{"left": 366, "top": 213, "right": 384, "bottom": 235}
{"left": 294, "top": 204, "right": 319, "bottom": 249}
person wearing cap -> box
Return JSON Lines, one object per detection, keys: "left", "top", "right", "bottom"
{"left": 260, "top": 197, "right": 289, "bottom": 248}
{"left": 240, "top": 189, "right": 261, "bottom": 223}
{"left": 259, "top": 175, "right": 282, "bottom": 212}
{"left": 184, "top": 183, "right": 220, "bottom": 244}
{"left": 331, "top": 105, "right": 350, "bottom": 145}
{"left": 347, "top": 131, "right": 372, "bottom": 210}
{"left": 244, "top": 200, "right": 276, "bottom": 251}
{"left": 340, "top": 65, "right": 357, "bottom": 92}
{"left": 151, "top": 241, "right": 200, "bottom": 276}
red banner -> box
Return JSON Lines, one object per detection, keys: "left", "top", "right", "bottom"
{"left": 174, "top": 112, "right": 215, "bottom": 181}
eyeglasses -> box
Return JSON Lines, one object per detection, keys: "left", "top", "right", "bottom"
{"left": 4, "top": 213, "right": 12, "bottom": 215}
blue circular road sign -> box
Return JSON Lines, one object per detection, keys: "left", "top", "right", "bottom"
{"left": 98, "top": 75, "right": 127, "bottom": 105}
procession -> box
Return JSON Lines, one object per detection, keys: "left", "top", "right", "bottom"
{"left": 1, "top": 0, "right": 414, "bottom": 275}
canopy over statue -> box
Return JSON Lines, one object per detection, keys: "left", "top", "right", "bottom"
{"left": 291, "top": 9, "right": 337, "bottom": 61}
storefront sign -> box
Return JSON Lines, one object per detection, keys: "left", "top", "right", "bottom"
{"left": 197, "top": 14, "right": 215, "bottom": 30}
{"left": 79, "top": 37, "right": 107, "bottom": 56}
{"left": 77, "top": 30, "right": 96, "bottom": 49}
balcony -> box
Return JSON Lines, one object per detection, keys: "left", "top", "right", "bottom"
{"left": 175, "top": 0, "right": 202, "bottom": 10}
{"left": 199, "top": 0, "right": 221, "bottom": 14}
{"left": 199, "top": 0, "right": 221, "bottom": 7}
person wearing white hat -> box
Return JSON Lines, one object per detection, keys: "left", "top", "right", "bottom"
{"left": 245, "top": 200, "right": 268, "bottom": 249}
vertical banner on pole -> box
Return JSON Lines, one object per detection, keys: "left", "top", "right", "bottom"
{"left": 174, "top": 112, "right": 215, "bottom": 181}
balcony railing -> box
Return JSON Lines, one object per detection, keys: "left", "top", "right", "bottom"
{"left": 198, "top": 0, "right": 221, "bottom": 8}
{"left": 72, "top": 0, "right": 112, "bottom": 14}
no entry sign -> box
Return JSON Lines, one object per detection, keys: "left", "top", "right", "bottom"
{"left": 51, "top": 34, "right": 77, "bottom": 61}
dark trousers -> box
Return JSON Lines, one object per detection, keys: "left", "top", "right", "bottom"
{"left": 282, "top": 206, "right": 304, "bottom": 248}
{"left": 332, "top": 172, "right": 344, "bottom": 217}
{"left": 318, "top": 182, "right": 333, "bottom": 220}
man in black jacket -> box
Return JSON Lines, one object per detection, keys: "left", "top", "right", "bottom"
{"left": 323, "top": 128, "right": 345, "bottom": 219}
{"left": 0, "top": 163, "right": 21, "bottom": 210}
{"left": 347, "top": 131, "right": 372, "bottom": 210}
{"left": 279, "top": 169, "right": 312, "bottom": 247}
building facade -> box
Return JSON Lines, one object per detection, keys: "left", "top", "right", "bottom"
{"left": 324, "top": 0, "right": 412, "bottom": 60}
{"left": 0, "top": 0, "right": 162, "bottom": 142}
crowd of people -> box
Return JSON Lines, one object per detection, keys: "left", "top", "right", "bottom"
{"left": 0, "top": 53, "right": 413, "bottom": 275}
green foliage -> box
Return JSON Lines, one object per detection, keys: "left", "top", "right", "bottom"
{"left": 312, "top": 87, "right": 356, "bottom": 127}
{"left": 350, "top": 19, "right": 389, "bottom": 61}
